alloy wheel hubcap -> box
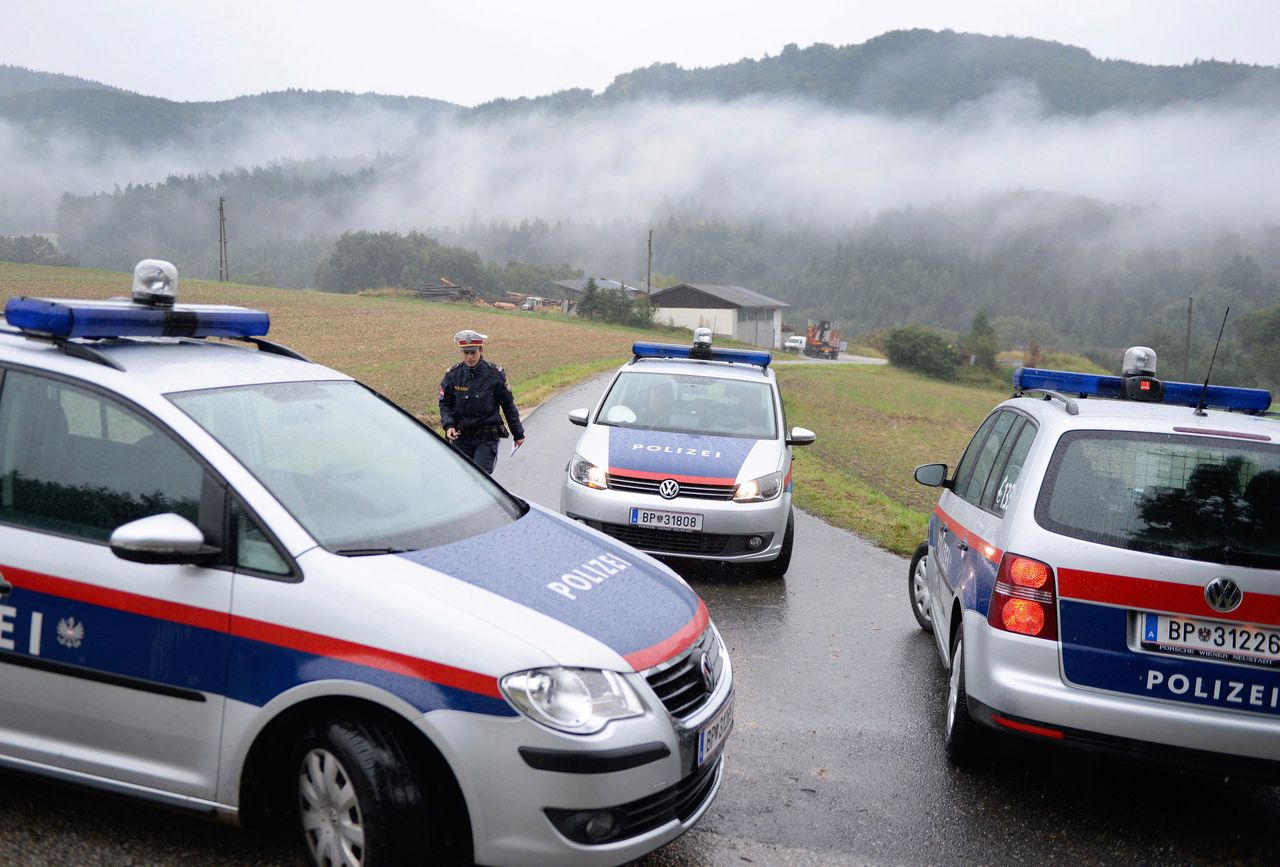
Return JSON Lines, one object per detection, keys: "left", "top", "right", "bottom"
{"left": 946, "top": 642, "right": 962, "bottom": 738}
{"left": 299, "top": 748, "right": 365, "bottom": 867}
{"left": 913, "top": 557, "right": 931, "bottom": 621}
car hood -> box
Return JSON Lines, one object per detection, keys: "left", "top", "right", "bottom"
{"left": 581, "top": 424, "right": 778, "bottom": 485}
{"left": 396, "top": 504, "right": 707, "bottom": 671}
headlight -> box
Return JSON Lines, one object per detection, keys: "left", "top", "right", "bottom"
{"left": 500, "top": 667, "right": 644, "bottom": 734}
{"left": 733, "top": 470, "right": 783, "bottom": 503}
{"left": 570, "top": 453, "right": 608, "bottom": 489}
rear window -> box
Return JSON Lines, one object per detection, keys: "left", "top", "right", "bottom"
{"left": 1036, "top": 430, "right": 1280, "bottom": 568}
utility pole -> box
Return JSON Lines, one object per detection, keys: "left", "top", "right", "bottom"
{"left": 217, "top": 197, "right": 230, "bottom": 282}
{"left": 646, "top": 229, "right": 653, "bottom": 294}
{"left": 1184, "top": 295, "right": 1193, "bottom": 380}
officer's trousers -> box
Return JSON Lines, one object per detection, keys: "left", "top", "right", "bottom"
{"left": 452, "top": 437, "right": 499, "bottom": 474}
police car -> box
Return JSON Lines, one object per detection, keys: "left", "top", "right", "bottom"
{"left": 913, "top": 347, "right": 1280, "bottom": 777}
{"left": 561, "top": 329, "right": 815, "bottom": 578}
{"left": 0, "top": 262, "right": 734, "bottom": 867}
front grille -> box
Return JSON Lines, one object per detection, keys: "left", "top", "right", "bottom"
{"left": 596, "top": 523, "right": 731, "bottom": 554}
{"left": 607, "top": 472, "right": 736, "bottom": 501}
{"left": 643, "top": 627, "right": 723, "bottom": 719}
{"left": 545, "top": 755, "right": 722, "bottom": 845}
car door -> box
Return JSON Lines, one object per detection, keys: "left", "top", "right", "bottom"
{"left": 930, "top": 410, "right": 1019, "bottom": 658}
{"left": 0, "top": 368, "right": 231, "bottom": 800}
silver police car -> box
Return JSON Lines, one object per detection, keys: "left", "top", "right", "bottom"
{"left": 0, "top": 262, "right": 734, "bottom": 867}
{"left": 913, "top": 347, "right": 1279, "bottom": 778}
{"left": 561, "top": 330, "right": 815, "bottom": 578}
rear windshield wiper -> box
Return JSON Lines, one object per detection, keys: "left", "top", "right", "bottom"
{"left": 1185, "top": 544, "right": 1280, "bottom": 569}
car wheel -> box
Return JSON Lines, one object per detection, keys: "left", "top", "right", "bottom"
{"left": 908, "top": 542, "right": 933, "bottom": 633}
{"left": 752, "top": 507, "right": 793, "bottom": 579}
{"left": 294, "top": 719, "right": 431, "bottom": 867}
{"left": 944, "top": 630, "right": 989, "bottom": 765}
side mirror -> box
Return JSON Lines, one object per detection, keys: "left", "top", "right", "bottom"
{"left": 786, "top": 426, "right": 816, "bottom": 446}
{"left": 568, "top": 408, "right": 589, "bottom": 427}
{"left": 914, "top": 463, "right": 952, "bottom": 489}
{"left": 110, "top": 513, "right": 221, "bottom": 565}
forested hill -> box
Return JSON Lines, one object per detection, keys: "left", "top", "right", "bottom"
{"left": 6, "top": 29, "right": 1280, "bottom": 143}
{"left": 0, "top": 65, "right": 117, "bottom": 97}
{"left": 481, "top": 29, "right": 1280, "bottom": 116}
{"left": 0, "top": 67, "right": 460, "bottom": 148}
{"left": 6, "top": 30, "right": 1280, "bottom": 386}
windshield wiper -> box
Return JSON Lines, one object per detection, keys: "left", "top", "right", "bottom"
{"left": 1185, "top": 543, "right": 1280, "bottom": 569}
{"left": 333, "top": 546, "right": 412, "bottom": 556}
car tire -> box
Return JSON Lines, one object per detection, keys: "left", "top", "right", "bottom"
{"left": 908, "top": 542, "right": 933, "bottom": 633}
{"left": 753, "top": 507, "right": 794, "bottom": 579}
{"left": 944, "top": 630, "right": 989, "bottom": 765}
{"left": 294, "top": 718, "right": 432, "bottom": 867}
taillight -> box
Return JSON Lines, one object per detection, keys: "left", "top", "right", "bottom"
{"left": 987, "top": 553, "right": 1058, "bottom": 640}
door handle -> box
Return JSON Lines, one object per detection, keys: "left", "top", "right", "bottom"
{"left": 957, "top": 540, "right": 969, "bottom": 552}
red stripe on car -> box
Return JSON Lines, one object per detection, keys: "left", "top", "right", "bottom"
{"left": 1058, "top": 568, "right": 1280, "bottom": 624}
{"left": 610, "top": 467, "right": 737, "bottom": 486}
{"left": 2, "top": 564, "right": 502, "bottom": 698}
{"left": 624, "top": 599, "right": 710, "bottom": 671}
{"left": 932, "top": 506, "right": 1003, "bottom": 564}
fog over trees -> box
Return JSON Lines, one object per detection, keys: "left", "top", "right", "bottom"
{"left": 2, "top": 30, "right": 1279, "bottom": 384}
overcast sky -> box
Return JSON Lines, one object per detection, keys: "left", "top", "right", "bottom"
{"left": 3, "top": 0, "right": 1279, "bottom": 107}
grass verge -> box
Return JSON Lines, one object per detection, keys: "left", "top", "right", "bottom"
{"left": 777, "top": 363, "right": 1008, "bottom": 555}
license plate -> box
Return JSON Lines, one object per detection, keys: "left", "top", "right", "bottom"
{"left": 629, "top": 507, "right": 703, "bottom": 532}
{"left": 697, "top": 694, "right": 734, "bottom": 767}
{"left": 1142, "top": 613, "right": 1280, "bottom": 668}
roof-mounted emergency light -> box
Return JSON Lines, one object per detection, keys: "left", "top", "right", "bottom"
{"left": 132, "top": 259, "right": 178, "bottom": 307}
{"left": 632, "top": 338, "right": 772, "bottom": 369}
{"left": 3, "top": 259, "right": 270, "bottom": 340}
{"left": 1014, "top": 366, "right": 1271, "bottom": 414}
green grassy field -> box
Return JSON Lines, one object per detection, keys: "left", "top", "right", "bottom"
{"left": 0, "top": 262, "right": 661, "bottom": 424}
{"left": 1, "top": 262, "right": 1009, "bottom": 556}
{"left": 776, "top": 365, "right": 1007, "bottom": 554}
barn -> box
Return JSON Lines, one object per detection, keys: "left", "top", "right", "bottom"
{"left": 648, "top": 283, "right": 788, "bottom": 349}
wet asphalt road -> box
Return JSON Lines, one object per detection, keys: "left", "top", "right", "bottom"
{"left": 0, "top": 373, "right": 1276, "bottom": 865}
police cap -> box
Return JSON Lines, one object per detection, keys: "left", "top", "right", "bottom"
{"left": 454, "top": 329, "right": 487, "bottom": 349}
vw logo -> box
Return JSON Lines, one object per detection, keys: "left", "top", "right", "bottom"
{"left": 658, "top": 479, "right": 680, "bottom": 500}
{"left": 1204, "top": 577, "right": 1243, "bottom": 613}
{"left": 699, "top": 652, "right": 716, "bottom": 690}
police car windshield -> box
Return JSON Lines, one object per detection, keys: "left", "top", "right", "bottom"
{"left": 169, "top": 381, "right": 520, "bottom": 552}
{"left": 1036, "top": 430, "right": 1280, "bottom": 568}
{"left": 597, "top": 371, "right": 776, "bottom": 439}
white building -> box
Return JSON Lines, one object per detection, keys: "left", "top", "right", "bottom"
{"left": 648, "top": 283, "right": 788, "bottom": 349}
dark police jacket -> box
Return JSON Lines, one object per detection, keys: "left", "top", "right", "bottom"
{"left": 438, "top": 358, "right": 525, "bottom": 440}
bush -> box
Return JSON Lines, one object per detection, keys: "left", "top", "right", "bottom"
{"left": 884, "top": 324, "right": 959, "bottom": 379}
{"left": 1040, "top": 351, "right": 1110, "bottom": 375}
{"left": 577, "top": 279, "right": 655, "bottom": 327}
{"left": 964, "top": 309, "right": 998, "bottom": 371}
{"left": 0, "top": 234, "right": 78, "bottom": 267}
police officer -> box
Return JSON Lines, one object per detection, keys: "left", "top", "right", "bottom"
{"left": 438, "top": 329, "right": 525, "bottom": 474}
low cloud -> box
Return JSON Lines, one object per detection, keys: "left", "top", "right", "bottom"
{"left": 4, "top": 85, "right": 1279, "bottom": 246}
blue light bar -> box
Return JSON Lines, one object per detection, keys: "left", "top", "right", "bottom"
{"left": 632, "top": 341, "right": 772, "bottom": 368}
{"left": 4, "top": 297, "right": 270, "bottom": 340}
{"left": 1014, "top": 367, "right": 1271, "bottom": 413}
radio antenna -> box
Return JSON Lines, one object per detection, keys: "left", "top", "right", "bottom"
{"left": 1194, "top": 306, "right": 1230, "bottom": 417}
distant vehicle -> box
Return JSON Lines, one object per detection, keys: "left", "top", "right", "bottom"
{"left": 804, "top": 320, "right": 842, "bottom": 359}
{"left": 912, "top": 345, "right": 1280, "bottom": 778}
{"left": 562, "top": 328, "right": 816, "bottom": 578}
{"left": 782, "top": 335, "right": 806, "bottom": 353}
